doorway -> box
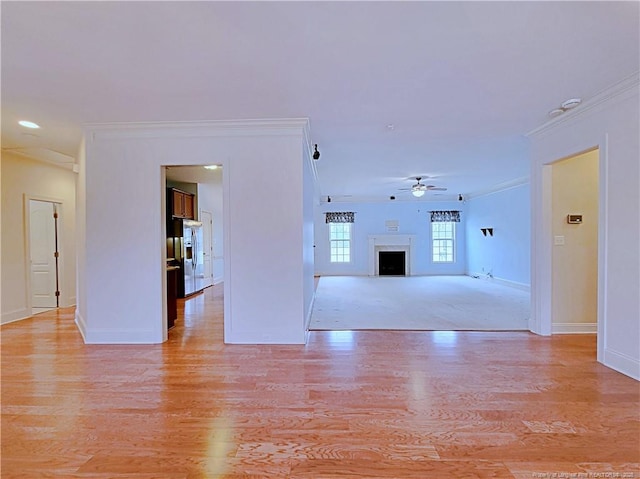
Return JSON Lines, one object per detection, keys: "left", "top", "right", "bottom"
{"left": 163, "top": 164, "right": 224, "bottom": 337}
{"left": 550, "top": 148, "right": 599, "bottom": 333}
{"left": 28, "top": 199, "right": 61, "bottom": 315}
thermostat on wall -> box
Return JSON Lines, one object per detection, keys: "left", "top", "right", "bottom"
{"left": 567, "top": 214, "right": 583, "bottom": 224}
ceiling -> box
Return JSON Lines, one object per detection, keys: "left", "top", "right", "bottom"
{"left": 2, "top": 2, "right": 638, "bottom": 201}
{"left": 165, "top": 165, "right": 222, "bottom": 185}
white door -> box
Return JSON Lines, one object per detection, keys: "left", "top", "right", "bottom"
{"left": 29, "top": 200, "right": 58, "bottom": 309}
{"left": 201, "top": 210, "right": 214, "bottom": 288}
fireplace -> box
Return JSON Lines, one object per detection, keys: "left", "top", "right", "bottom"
{"left": 378, "top": 251, "right": 406, "bottom": 276}
{"left": 368, "top": 235, "right": 416, "bottom": 276}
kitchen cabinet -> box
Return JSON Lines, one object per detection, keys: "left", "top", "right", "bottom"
{"left": 183, "top": 192, "right": 194, "bottom": 219}
{"left": 168, "top": 188, "right": 195, "bottom": 219}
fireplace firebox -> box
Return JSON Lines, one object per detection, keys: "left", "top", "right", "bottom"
{"left": 378, "top": 251, "right": 406, "bottom": 276}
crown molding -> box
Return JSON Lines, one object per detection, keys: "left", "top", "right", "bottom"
{"left": 86, "top": 118, "right": 311, "bottom": 141}
{"left": 318, "top": 194, "right": 462, "bottom": 205}
{"left": 303, "top": 119, "right": 319, "bottom": 186}
{"left": 2, "top": 147, "right": 76, "bottom": 171}
{"left": 466, "top": 176, "right": 529, "bottom": 200}
{"left": 526, "top": 72, "right": 640, "bottom": 138}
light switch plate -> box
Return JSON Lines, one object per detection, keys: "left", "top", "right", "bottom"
{"left": 554, "top": 235, "right": 565, "bottom": 245}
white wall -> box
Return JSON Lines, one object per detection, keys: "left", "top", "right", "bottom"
{"left": 76, "top": 139, "right": 87, "bottom": 332}
{"left": 1, "top": 152, "right": 77, "bottom": 323}
{"left": 197, "top": 173, "right": 224, "bottom": 284}
{"left": 529, "top": 74, "right": 639, "bottom": 379}
{"left": 302, "top": 144, "right": 316, "bottom": 333}
{"left": 465, "top": 181, "right": 531, "bottom": 288}
{"left": 315, "top": 199, "right": 467, "bottom": 276}
{"left": 78, "top": 119, "right": 313, "bottom": 345}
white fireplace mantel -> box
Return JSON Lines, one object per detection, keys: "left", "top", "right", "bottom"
{"left": 368, "top": 235, "right": 416, "bottom": 276}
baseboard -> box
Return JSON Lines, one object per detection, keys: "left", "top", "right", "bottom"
{"left": 552, "top": 322, "right": 597, "bottom": 334}
{"left": 305, "top": 292, "right": 316, "bottom": 333}
{"left": 213, "top": 276, "right": 224, "bottom": 285}
{"left": 603, "top": 347, "right": 640, "bottom": 381}
{"left": 65, "top": 296, "right": 77, "bottom": 307}
{"left": 75, "top": 310, "right": 87, "bottom": 342}
{"left": 225, "top": 330, "right": 306, "bottom": 344}
{"left": 81, "top": 327, "right": 162, "bottom": 344}
{"left": 316, "top": 273, "right": 369, "bottom": 277}
{"left": 467, "top": 273, "right": 530, "bottom": 292}
{"left": 1, "top": 308, "right": 30, "bottom": 325}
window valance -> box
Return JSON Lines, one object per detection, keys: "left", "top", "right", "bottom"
{"left": 325, "top": 212, "right": 355, "bottom": 223}
{"left": 430, "top": 210, "right": 461, "bottom": 222}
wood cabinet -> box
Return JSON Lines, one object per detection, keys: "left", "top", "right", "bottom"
{"left": 168, "top": 188, "right": 195, "bottom": 219}
{"left": 183, "top": 192, "right": 194, "bottom": 219}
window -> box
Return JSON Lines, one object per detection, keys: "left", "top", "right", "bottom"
{"left": 432, "top": 221, "right": 455, "bottom": 263}
{"left": 329, "top": 223, "right": 351, "bottom": 263}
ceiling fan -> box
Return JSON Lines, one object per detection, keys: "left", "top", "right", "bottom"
{"left": 399, "top": 177, "right": 447, "bottom": 197}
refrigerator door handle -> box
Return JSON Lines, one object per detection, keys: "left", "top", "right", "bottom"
{"left": 193, "top": 232, "right": 197, "bottom": 267}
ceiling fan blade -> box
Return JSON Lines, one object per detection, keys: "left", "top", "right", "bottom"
{"left": 426, "top": 186, "right": 447, "bottom": 191}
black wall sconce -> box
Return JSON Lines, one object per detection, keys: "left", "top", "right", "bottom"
{"left": 481, "top": 228, "right": 494, "bottom": 236}
{"left": 313, "top": 144, "right": 320, "bottom": 160}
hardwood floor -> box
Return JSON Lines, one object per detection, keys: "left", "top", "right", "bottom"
{"left": 2, "top": 284, "right": 639, "bottom": 478}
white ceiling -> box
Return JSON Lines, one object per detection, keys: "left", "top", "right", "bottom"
{"left": 2, "top": 2, "right": 638, "bottom": 201}
{"left": 166, "top": 165, "right": 222, "bottom": 185}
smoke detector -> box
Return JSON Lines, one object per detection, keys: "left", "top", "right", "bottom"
{"left": 548, "top": 108, "right": 565, "bottom": 118}
{"left": 548, "top": 98, "right": 582, "bottom": 118}
{"left": 561, "top": 98, "right": 582, "bottom": 110}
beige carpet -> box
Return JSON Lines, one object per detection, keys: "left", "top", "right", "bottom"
{"left": 309, "top": 275, "right": 530, "bottom": 331}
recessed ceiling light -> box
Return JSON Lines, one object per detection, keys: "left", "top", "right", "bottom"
{"left": 204, "top": 165, "right": 219, "bottom": 170}
{"left": 18, "top": 120, "right": 40, "bottom": 129}
{"left": 386, "top": 124, "right": 395, "bottom": 130}
{"left": 561, "top": 98, "right": 582, "bottom": 110}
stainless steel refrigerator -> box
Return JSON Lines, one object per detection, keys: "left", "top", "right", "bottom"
{"left": 182, "top": 220, "right": 205, "bottom": 296}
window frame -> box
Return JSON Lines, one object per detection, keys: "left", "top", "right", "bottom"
{"left": 431, "top": 221, "right": 456, "bottom": 264}
{"left": 328, "top": 222, "right": 353, "bottom": 264}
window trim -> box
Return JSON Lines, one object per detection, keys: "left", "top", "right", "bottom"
{"left": 328, "top": 222, "right": 353, "bottom": 264}
{"left": 431, "top": 221, "right": 456, "bottom": 264}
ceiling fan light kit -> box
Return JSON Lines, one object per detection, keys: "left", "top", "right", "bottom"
{"left": 401, "top": 176, "right": 447, "bottom": 197}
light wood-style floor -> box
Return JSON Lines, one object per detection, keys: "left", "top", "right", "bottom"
{"left": 2, "top": 283, "right": 639, "bottom": 478}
